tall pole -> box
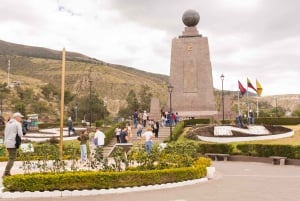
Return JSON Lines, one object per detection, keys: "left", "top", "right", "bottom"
{"left": 59, "top": 48, "right": 66, "bottom": 160}
{"left": 89, "top": 80, "right": 92, "bottom": 127}
{"left": 0, "top": 88, "right": 3, "bottom": 115}
{"left": 89, "top": 66, "right": 93, "bottom": 127}
{"left": 168, "top": 85, "right": 174, "bottom": 141}
{"left": 7, "top": 59, "right": 10, "bottom": 86}
{"left": 275, "top": 96, "right": 278, "bottom": 118}
{"left": 220, "top": 74, "right": 225, "bottom": 123}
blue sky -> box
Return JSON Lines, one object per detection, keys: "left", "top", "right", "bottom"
{"left": 0, "top": 0, "right": 299, "bottom": 96}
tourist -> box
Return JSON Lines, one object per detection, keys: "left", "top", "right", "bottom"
{"left": 120, "top": 127, "right": 128, "bottom": 143}
{"left": 152, "top": 121, "right": 159, "bottom": 138}
{"left": 133, "top": 110, "right": 139, "bottom": 128}
{"left": 136, "top": 122, "right": 143, "bottom": 138}
{"left": 142, "top": 110, "right": 148, "bottom": 127}
{"left": 67, "top": 116, "right": 76, "bottom": 136}
{"left": 3, "top": 112, "right": 24, "bottom": 177}
{"left": 115, "top": 125, "right": 122, "bottom": 143}
{"left": 142, "top": 126, "right": 154, "bottom": 153}
{"left": 94, "top": 128, "right": 105, "bottom": 147}
{"left": 77, "top": 130, "right": 89, "bottom": 162}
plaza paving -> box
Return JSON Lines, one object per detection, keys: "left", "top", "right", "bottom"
{"left": 1, "top": 161, "right": 300, "bottom": 200}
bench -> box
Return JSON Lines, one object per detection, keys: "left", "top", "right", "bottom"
{"left": 270, "top": 156, "right": 287, "bottom": 165}
{"left": 205, "top": 153, "right": 230, "bottom": 161}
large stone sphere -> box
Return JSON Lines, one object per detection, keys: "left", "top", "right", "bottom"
{"left": 182, "top": 9, "right": 200, "bottom": 27}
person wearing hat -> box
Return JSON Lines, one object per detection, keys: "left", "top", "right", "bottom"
{"left": 3, "top": 112, "right": 24, "bottom": 177}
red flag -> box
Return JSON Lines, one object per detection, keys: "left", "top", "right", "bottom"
{"left": 238, "top": 80, "right": 246, "bottom": 95}
{"left": 247, "top": 78, "right": 257, "bottom": 92}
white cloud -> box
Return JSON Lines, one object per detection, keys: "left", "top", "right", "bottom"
{"left": 0, "top": 0, "right": 300, "bottom": 96}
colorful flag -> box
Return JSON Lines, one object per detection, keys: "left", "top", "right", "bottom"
{"left": 238, "top": 80, "right": 246, "bottom": 95}
{"left": 247, "top": 78, "right": 257, "bottom": 92}
{"left": 256, "top": 79, "right": 263, "bottom": 96}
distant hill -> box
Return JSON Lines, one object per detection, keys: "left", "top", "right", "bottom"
{"left": 0, "top": 40, "right": 169, "bottom": 116}
{"left": 0, "top": 40, "right": 299, "bottom": 119}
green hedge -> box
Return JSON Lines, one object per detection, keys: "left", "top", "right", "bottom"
{"left": 236, "top": 144, "right": 300, "bottom": 159}
{"left": 197, "top": 143, "right": 234, "bottom": 154}
{"left": 3, "top": 166, "right": 207, "bottom": 192}
{"left": 184, "top": 119, "right": 210, "bottom": 127}
{"left": 255, "top": 117, "right": 300, "bottom": 125}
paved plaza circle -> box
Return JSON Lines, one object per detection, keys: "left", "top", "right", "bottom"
{"left": 1, "top": 161, "right": 300, "bottom": 201}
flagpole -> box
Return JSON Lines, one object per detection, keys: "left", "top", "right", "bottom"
{"left": 238, "top": 90, "right": 240, "bottom": 115}
{"left": 246, "top": 80, "right": 249, "bottom": 121}
{"left": 256, "top": 96, "right": 259, "bottom": 118}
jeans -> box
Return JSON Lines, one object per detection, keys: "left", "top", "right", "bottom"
{"left": 4, "top": 148, "right": 17, "bottom": 176}
{"left": 145, "top": 141, "right": 153, "bottom": 153}
{"left": 80, "top": 144, "right": 87, "bottom": 161}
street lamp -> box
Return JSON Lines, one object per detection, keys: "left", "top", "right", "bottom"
{"left": 89, "top": 80, "right": 93, "bottom": 127}
{"left": 274, "top": 96, "right": 278, "bottom": 118}
{"left": 220, "top": 74, "right": 225, "bottom": 123}
{"left": 168, "top": 85, "right": 174, "bottom": 141}
{"left": 74, "top": 104, "right": 78, "bottom": 123}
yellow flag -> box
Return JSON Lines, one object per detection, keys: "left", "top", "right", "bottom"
{"left": 256, "top": 79, "right": 263, "bottom": 96}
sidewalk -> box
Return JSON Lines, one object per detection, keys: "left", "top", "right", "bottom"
{"left": 1, "top": 161, "right": 300, "bottom": 200}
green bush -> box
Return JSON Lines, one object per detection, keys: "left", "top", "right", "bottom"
{"left": 236, "top": 144, "right": 300, "bottom": 159}
{"left": 184, "top": 118, "right": 210, "bottom": 127}
{"left": 255, "top": 117, "right": 300, "bottom": 125}
{"left": 197, "top": 143, "right": 234, "bottom": 154}
{"left": 3, "top": 166, "right": 207, "bottom": 192}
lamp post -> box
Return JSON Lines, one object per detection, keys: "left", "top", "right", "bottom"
{"left": 89, "top": 80, "right": 93, "bottom": 127}
{"left": 168, "top": 85, "right": 174, "bottom": 141}
{"left": 275, "top": 96, "right": 278, "bottom": 118}
{"left": 220, "top": 74, "right": 225, "bottom": 123}
{"left": 0, "top": 88, "right": 3, "bottom": 115}
{"left": 74, "top": 104, "right": 78, "bottom": 123}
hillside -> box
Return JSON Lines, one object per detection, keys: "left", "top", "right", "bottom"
{"left": 0, "top": 40, "right": 169, "bottom": 117}
{"left": 0, "top": 40, "right": 299, "bottom": 120}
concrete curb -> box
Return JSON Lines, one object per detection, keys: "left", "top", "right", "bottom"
{"left": 0, "top": 177, "right": 208, "bottom": 198}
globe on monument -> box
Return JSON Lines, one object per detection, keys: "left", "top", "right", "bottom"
{"left": 182, "top": 9, "right": 200, "bottom": 27}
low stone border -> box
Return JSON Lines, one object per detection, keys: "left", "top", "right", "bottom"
{"left": 0, "top": 177, "right": 208, "bottom": 199}
{"left": 198, "top": 131, "right": 294, "bottom": 143}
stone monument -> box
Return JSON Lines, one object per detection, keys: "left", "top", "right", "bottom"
{"left": 149, "top": 97, "right": 161, "bottom": 121}
{"left": 169, "top": 9, "right": 217, "bottom": 117}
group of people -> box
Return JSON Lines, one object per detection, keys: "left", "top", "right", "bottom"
{"left": 2, "top": 111, "right": 160, "bottom": 177}
{"left": 77, "top": 127, "right": 106, "bottom": 162}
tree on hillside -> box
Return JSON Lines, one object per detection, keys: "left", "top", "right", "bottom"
{"left": 118, "top": 89, "right": 139, "bottom": 118}
{"left": 73, "top": 94, "right": 109, "bottom": 123}
{"left": 292, "top": 104, "right": 300, "bottom": 117}
{"left": 41, "top": 83, "right": 59, "bottom": 100}
{"left": 138, "top": 85, "right": 152, "bottom": 113}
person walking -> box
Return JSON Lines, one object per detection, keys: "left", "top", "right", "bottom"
{"left": 115, "top": 125, "right": 122, "bottom": 143}
{"left": 142, "top": 126, "right": 154, "bottom": 153}
{"left": 77, "top": 130, "right": 89, "bottom": 162}
{"left": 136, "top": 122, "right": 143, "bottom": 138}
{"left": 142, "top": 110, "right": 148, "bottom": 127}
{"left": 120, "top": 127, "right": 128, "bottom": 143}
{"left": 3, "top": 112, "right": 24, "bottom": 177}
{"left": 67, "top": 117, "right": 76, "bottom": 136}
{"left": 94, "top": 128, "right": 106, "bottom": 147}
{"left": 153, "top": 121, "right": 159, "bottom": 138}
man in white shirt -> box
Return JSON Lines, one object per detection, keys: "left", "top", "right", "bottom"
{"left": 94, "top": 128, "right": 105, "bottom": 147}
{"left": 3, "top": 112, "right": 24, "bottom": 177}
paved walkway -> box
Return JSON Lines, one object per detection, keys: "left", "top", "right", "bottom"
{"left": 1, "top": 161, "right": 300, "bottom": 200}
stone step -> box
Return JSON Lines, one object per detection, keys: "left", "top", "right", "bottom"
{"left": 103, "top": 127, "right": 171, "bottom": 157}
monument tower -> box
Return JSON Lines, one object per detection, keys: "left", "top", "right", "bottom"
{"left": 169, "top": 9, "right": 217, "bottom": 117}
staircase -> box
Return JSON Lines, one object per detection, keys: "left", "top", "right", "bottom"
{"left": 103, "top": 126, "right": 171, "bottom": 157}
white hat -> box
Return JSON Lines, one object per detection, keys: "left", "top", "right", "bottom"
{"left": 13, "top": 112, "right": 24, "bottom": 118}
